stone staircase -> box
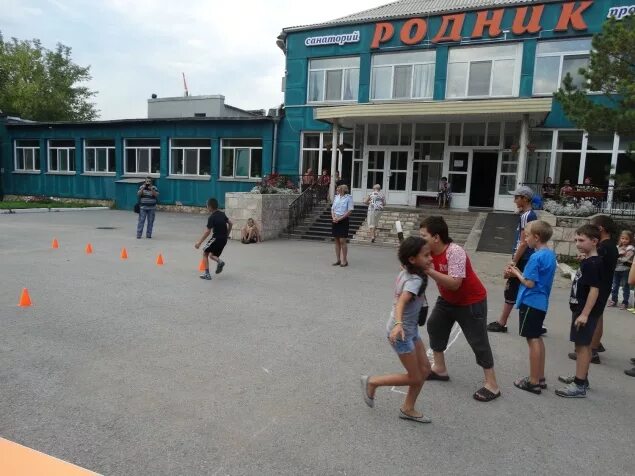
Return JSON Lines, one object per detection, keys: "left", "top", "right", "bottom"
{"left": 351, "top": 206, "right": 480, "bottom": 247}
{"left": 286, "top": 204, "right": 368, "bottom": 241}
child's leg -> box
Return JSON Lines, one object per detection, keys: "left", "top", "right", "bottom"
{"left": 590, "top": 316, "right": 603, "bottom": 352}
{"left": 209, "top": 253, "right": 220, "bottom": 264}
{"left": 203, "top": 251, "right": 210, "bottom": 272}
{"left": 622, "top": 272, "right": 631, "bottom": 306}
{"left": 610, "top": 272, "right": 620, "bottom": 303}
{"left": 368, "top": 349, "right": 426, "bottom": 411}
{"left": 575, "top": 344, "right": 592, "bottom": 380}
{"left": 527, "top": 337, "right": 545, "bottom": 384}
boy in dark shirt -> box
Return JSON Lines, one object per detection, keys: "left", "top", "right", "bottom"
{"left": 556, "top": 225, "right": 603, "bottom": 398}
{"left": 195, "top": 198, "right": 233, "bottom": 280}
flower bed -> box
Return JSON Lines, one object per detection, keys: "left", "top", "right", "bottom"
{"left": 543, "top": 198, "right": 595, "bottom": 217}
{"left": 250, "top": 173, "right": 299, "bottom": 195}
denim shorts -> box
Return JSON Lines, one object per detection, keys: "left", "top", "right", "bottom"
{"left": 388, "top": 328, "right": 420, "bottom": 354}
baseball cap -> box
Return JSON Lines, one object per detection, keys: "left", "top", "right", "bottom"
{"left": 509, "top": 185, "right": 534, "bottom": 199}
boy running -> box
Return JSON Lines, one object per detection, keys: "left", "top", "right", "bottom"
{"left": 556, "top": 224, "right": 603, "bottom": 398}
{"left": 507, "top": 221, "right": 557, "bottom": 394}
{"left": 488, "top": 186, "right": 537, "bottom": 333}
{"left": 420, "top": 216, "right": 500, "bottom": 402}
{"left": 195, "top": 198, "right": 232, "bottom": 280}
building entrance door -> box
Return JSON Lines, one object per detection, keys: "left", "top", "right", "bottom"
{"left": 469, "top": 151, "right": 499, "bottom": 208}
{"left": 366, "top": 147, "right": 410, "bottom": 205}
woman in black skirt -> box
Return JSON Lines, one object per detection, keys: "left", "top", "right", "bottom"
{"left": 331, "top": 184, "right": 354, "bottom": 267}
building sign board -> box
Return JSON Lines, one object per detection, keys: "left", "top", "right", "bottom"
{"left": 305, "top": 31, "right": 360, "bottom": 47}
{"left": 608, "top": 5, "right": 635, "bottom": 19}
{"left": 371, "top": 1, "right": 594, "bottom": 48}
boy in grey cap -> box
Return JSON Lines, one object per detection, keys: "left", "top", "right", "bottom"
{"left": 488, "top": 186, "right": 538, "bottom": 333}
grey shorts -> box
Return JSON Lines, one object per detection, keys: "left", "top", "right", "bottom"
{"left": 367, "top": 210, "right": 382, "bottom": 228}
{"left": 427, "top": 297, "right": 494, "bottom": 369}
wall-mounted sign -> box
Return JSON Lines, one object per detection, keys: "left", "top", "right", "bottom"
{"left": 305, "top": 31, "right": 360, "bottom": 47}
{"left": 453, "top": 160, "right": 464, "bottom": 168}
{"left": 608, "top": 5, "right": 635, "bottom": 19}
{"left": 371, "top": 1, "right": 593, "bottom": 48}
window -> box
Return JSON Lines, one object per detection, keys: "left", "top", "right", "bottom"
{"left": 84, "top": 139, "right": 116, "bottom": 173}
{"left": 499, "top": 152, "right": 518, "bottom": 194}
{"left": 308, "top": 57, "right": 359, "bottom": 103}
{"left": 367, "top": 124, "right": 412, "bottom": 147}
{"left": 446, "top": 43, "right": 522, "bottom": 98}
{"left": 170, "top": 139, "right": 211, "bottom": 176}
{"left": 124, "top": 139, "right": 160, "bottom": 175}
{"left": 533, "top": 38, "right": 592, "bottom": 95}
{"left": 371, "top": 50, "right": 436, "bottom": 100}
{"left": 14, "top": 140, "right": 40, "bottom": 172}
{"left": 221, "top": 139, "right": 262, "bottom": 179}
{"left": 412, "top": 140, "right": 444, "bottom": 193}
{"left": 447, "top": 122, "right": 501, "bottom": 147}
{"left": 48, "top": 140, "right": 76, "bottom": 173}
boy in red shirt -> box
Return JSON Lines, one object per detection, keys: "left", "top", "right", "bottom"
{"left": 420, "top": 216, "right": 500, "bottom": 402}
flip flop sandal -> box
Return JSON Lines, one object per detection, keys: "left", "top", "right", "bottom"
{"left": 399, "top": 409, "right": 431, "bottom": 424}
{"left": 539, "top": 378, "right": 547, "bottom": 389}
{"left": 360, "top": 375, "right": 374, "bottom": 408}
{"left": 513, "top": 377, "right": 542, "bottom": 395}
{"left": 473, "top": 387, "right": 501, "bottom": 402}
{"left": 427, "top": 371, "right": 450, "bottom": 381}
{"left": 332, "top": 261, "right": 341, "bottom": 266}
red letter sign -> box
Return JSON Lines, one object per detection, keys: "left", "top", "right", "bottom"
{"left": 371, "top": 22, "right": 395, "bottom": 48}
{"left": 555, "top": 1, "right": 593, "bottom": 31}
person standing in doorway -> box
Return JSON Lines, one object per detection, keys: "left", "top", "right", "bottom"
{"left": 195, "top": 198, "right": 232, "bottom": 280}
{"left": 488, "top": 186, "right": 537, "bottom": 333}
{"left": 419, "top": 216, "right": 501, "bottom": 402}
{"left": 364, "top": 184, "right": 385, "bottom": 243}
{"left": 331, "top": 185, "right": 354, "bottom": 267}
{"left": 136, "top": 177, "right": 159, "bottom": 239}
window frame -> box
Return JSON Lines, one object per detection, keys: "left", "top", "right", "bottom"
{"left": 220, "top": 139, "right": 263, "bottom": 180}
{"left": 169, "top": 138, "right": 212, "bottom": 177}
{"left": 123, "top": 138, "right": 161, "bottom": 176}
{"left": 83, "top": 139, "right": 116, "bottom": 175}
{"left": 446, "top": 43, "right": 522, "bottom": 99}
{"left": 47, "top": 139, "right": 76, "bottom": 174}
{"left": 532, "top": 38, "right": 593, "bottom": 96}
{"left": 307, "top": 56, "right": 360, "bottom": 104}
{"left": 13, "top": 139, "right": 41, "bottom": 172}
{"left": 370, "top": 51, "right": 436, "bottom": 101}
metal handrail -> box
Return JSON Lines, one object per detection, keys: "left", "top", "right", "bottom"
{"left": 287, "top": 184, "right": 328, "bottom": 237}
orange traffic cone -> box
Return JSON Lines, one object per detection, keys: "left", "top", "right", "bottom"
{"left": 51, "top": 238, "right": 59, "bottom": 249}
{"left": 198, "top": 259, "right": 206, "bottom": 272}
{"left": 156, "top": 253, "right": 164, "bottom": 266}
{"left": 18, "top": 288, "right": 32, "bottom": 307}
{"left": 120, "top": 247, "right": 128, "bottom": 260}
{"left": 85, "top": 243, "right": 93, "bottom": 254}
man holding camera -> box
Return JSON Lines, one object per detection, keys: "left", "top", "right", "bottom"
{"left": 137, "top": 177, "right": 159, "bottom": 239}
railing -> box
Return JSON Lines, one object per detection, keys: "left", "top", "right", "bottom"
{"left": 287, "top": 183, "right": 329, "bottom": 237}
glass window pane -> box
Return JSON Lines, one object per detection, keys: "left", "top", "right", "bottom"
{"left": 557, "top": 131, "right": 583, "bottom": 150}
{"left": 619, "top": 135, "right": 634, "bottom": 151}
{"left": 250, "top": 148, "right": 262, "bottom": 178}
{"left": 367, "top": 124, "right": 379, "bottom": 146}
{"left": 96, "top": 149, "right": 107, "bottom": 171}
{"left": 171, "top": 149, "right": 183, "bottom": 174}
{"left": 487, "top": 122, "right": 501, "bottom": 146}
{"left": 463, "top": 123, "right": 486, "bottom": 146}
{"left": 223, "top": 139, "right": 262, "bottom": 148}
{"left": 325, "top": 69, "right": 343, "bottom": 101}
{"left": 17, "top": 139, "right": 39, "bottom": 148}
{"left": 50, "top": 140, "right": 75, "bottom": 148}
{"left": 412, "top": 63, "right": 434, "bottom": 98}
{"left": 25, "top": 150, "right": 33, "bottom": 170}
{"left": 491, "top": 59, "right": 514, "bottom": 96}
{"left": 352, "top": 161, "right": 362, "bottom": 188}
{"left": 172, "top": 138, "right": 210, "bottom": 148}
{"left": 184, "top": 149, "right": 198, "bottom": 175}
{"left": 311, "top": 57, "right": 359, "bottom": 69}
{"left": 222, "top": 149, "right": 234, "bottom": 176}
{"left": 498, "top": 175, "right": 517, "bottom": 195}
{"left": 449, "top": 123, "right": 462, "bottom": 146}
{"left": 367, "top": 171, "right": 384, "bottom": 189}
{"left": 561, "top": 55, "right": 589, "bottom": 89}
{"left": 368, "top": 150, "right": 384, "bottom": 169}
{"left": 200, "top": 149, "right": 211, "bottom": 175}
{"left": 389, "top": 172, "right": 407, "bottom": 190}
{"left": 34, "top": 150, "right": 40, "bottom": 170}
{"left": 537, "top": 38, "right": 592, "bottom": 55}
{"left": 393, "top": 65, "right": 412, "bottom": 98}
{"left": 302, "top": 150, "right": 320, "bottom": 176}
{"left": 308, "top": 70, "right": 324, "bottom": 102}
{"left": 16, "top": 149, "right": 25, "bottom": 169}
{"left": 583, "top": 152, "right": 611, "bottom": 188}
{"left": 50, "top": 151, "right": 58, "bottom": 171}
{"left": 108, "top": 150, "right": 115, "bottom": 172}
{"left": 587, "top": 133, "right": 614, "bottom": 151}
{"left": 235, "top": 149, "right": 249, "bottom": 177}
{"left": 69, "top": 149, "right": 76, "bottom": 171}
{"left": 342, "top": 68, "right": 359, "bottom": 101}
{"left": 86, "top": 149, "right": 96, "bottom": 172}
{"left": 533, "top": 56, "right": 560, "bottom": 94}
{"left": 414, "top": 142, "right": 444, "bottom": 161}
{"left": 303, "top": 133, "right": 321, "bottom": 149}
{"left": 371, "top": 66, "right": 392, "bottom": 99}
{"left": 525, "top": 151, "right": 550, "bottom": 185}
{"left": 468, "top": 61, "right": 492, "bottom": 96}
{"left": 373, "top": 50, "right": 435, "bottom": 66}
{"left": 504, "top": 122, "right": 520, "bottom": 149}
{"left": 391, "top": 151, "right": 408, "bottom": 170}
{"left": 449, "top": 173, "right": 467, "bottom": 193}
{"left": 60, "top": 150, "right": 68, "bottom": 171}
{"left": 412, "top": 162, "right": 442, "bottom": 192}
{"left": 450, "top": 43, "right": 519, "bottom": 62}
{"left": 86, "top": 139, "right": 115, "bottom": 147}
{"left": 126, "top": 139, "right": 160, "bottom": 147}
{"left": 379, "top": 124, "right": 399, "bottom": 146}
{"left": 138, "top": 149, "right": 149, "bottom": 173}
{"left": 501, "top": 163, "right": 518, "bottom": 173}
{"left": 125, "top": 149, "right": 136, "bottom": 173}
{"left": 415, "top": 123, "right": 445, "bottom": 141}
{"left": 450, "top": 152, "right": 469, "bottom": 172}
{"left": 446, "top": 63, "right": 467, "bottom": 98}
{"left": 400, "top": 124, "right": 412, "bottom": 146}
{"left": 151, "top": 149, "right": 160, "bottom": 174}
{"left": 529, "top": 130, "right": 553, "bottom": 149}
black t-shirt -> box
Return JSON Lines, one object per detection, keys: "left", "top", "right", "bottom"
{"left": 597, "top": 239, "right": 618, "bottom": 302}
{"left": 569, "top": 255, "right": 603, "bottom": 316}
{"left": 206, "top": 211, "right": 229, "bottom": 239}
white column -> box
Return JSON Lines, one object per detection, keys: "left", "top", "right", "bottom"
{"left": 328, "top": 122, "right": 339, "bottom": 201}
{"left": 578, "top": 132, "right": 589, "bottom": 185}
{"left": 607, "top": 132, "right": 620, "bottom": 209}
{"left": 516, "top": 114, "right": 529, "bottom": 186}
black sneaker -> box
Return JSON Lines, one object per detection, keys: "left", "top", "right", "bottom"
{"left": 215, "top": 260, "right": 225, "bottom": 274}
{"left": 487, "top": 322, "right": 507, "bottom": 333}
{"left": 596, "top": 343, "right": 606, "bottom": 353}
{"left": 199, "top": 272, "right": 212, "bottom": 280}
{"left": 568, "top": 352, "right": 600, "bottom": 364}
{"left": 630, "top": 357, "right": 635, "bottom": 365}
{"left": 625, "top": 368, "right": 635, "bottom": 377}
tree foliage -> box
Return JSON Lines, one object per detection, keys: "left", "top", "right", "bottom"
{"left": 554, "top": 16, "right": 635, "bottom": 136}
{"left": 0, "top": 33, "right": 98, "bottom": 121}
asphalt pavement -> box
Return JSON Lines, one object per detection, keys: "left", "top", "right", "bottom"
{"left": 1, "top": 210, "right": 634, "bottom": 475}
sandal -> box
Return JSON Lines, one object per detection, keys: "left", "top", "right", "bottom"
{"left": 514, "top": 377, "right": 542, "bottom": 395}
{"left": 427, "top": 370, "right": 450, "bottom": 381}
{"left": 332, "top": 261, "right": 341, "bottom": 266}
{"left": 399, "top": 409, "right": 431, "bottom": 424}
{"left": 340, "top": 262, "right": 349, "bottom": 267}
{"left": 473, "top": 387, "right": 501, "bottom": 402}
{"left": 360, "top": 375, "right": 374, "bottom": 408}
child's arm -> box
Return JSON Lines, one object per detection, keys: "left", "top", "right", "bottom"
{"left": 624, "top": 247, "right": 635, "bottom": 262}
{"left": 227, "top": 219, "right": 233, "bottom": 237}
{"left": 509, "top": 266, "right": 535, "bottom": 288}
{"left": 194, "top": 228, "right": 211, "bottom": 249}
{"left": 389, "top": 291, "right": 412, "bottom": 343}
{"left": 574, "top": 287, "right": 599, "bottom": 329}
{"left": 629, "top": 261, "right": 635, "bottom": 286}
{"left": 426, "top": 268, "right": 463, "bottom": 291}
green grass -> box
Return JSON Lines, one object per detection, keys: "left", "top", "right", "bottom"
{"left": 557, "top": 254, "right": 581, "bottom": 270}
{"left": 0, "top": 200, "right": 97, "bottom": 209}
